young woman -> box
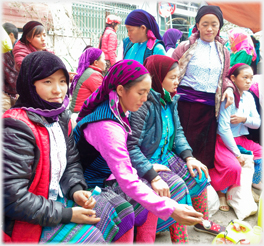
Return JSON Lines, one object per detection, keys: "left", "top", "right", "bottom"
{"left": 3, "top": 51, "right": 129, "bottom": 243}
{"left": 123, "top": 9, "right": 166, "bottom": 64}
{"left": 172, "top": 5, "right": 238, "bottom": 175}
{"left": 127, "top": 55, "right": 225, "bottom": 241}
{"left": 13, "top": 21, "right": 53, "bottom": 71}
{"left": 69, "top": 48, "right": 106, "bottom": 125}
{"left": 73, "top": 59, "right": 206, "bottom": 243}
{"left": 99, "top": 14, "right": 121, "bottom": 72}
{"left": 162, "top": 28, "right": 182, "bottom": 57}
{"left": 209, "top": 63, "right": 262, "bottom": 211}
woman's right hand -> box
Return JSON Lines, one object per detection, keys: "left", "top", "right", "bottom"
{"left": 171, "top": 204, "right": 203, "bottom": 226}
{"left": 151, "top": 177, "right": 171, "bottom": 198}
{"left": 71, "top": 207, "right": 101, "bottom": 224}
{"left": 237, "top": 155, "right": 245, "bottom": 167}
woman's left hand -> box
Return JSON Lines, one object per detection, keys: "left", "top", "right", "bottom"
{"left": 221, "top": 88, "right": 234, "bottom": 109}
{"left": 69, "top": 72, "right": 77, "bottom": 82}
{"left": 186, "top": 157, "right": 208, "bottom": 180}
{"left": 73, "top": 190, "right": 96, "bottom": 209}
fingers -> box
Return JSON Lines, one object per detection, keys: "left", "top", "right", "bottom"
{"left": 87, "top": 217, "right": 101, "bottom": 224}
{"left": 84, "top": 197, "right": 96, "bottom": 209}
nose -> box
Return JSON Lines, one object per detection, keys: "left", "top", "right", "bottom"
{"left": 52, "top": 83, "right": 62, "bottom": 94}
{"left": 174, "top": 78, "right": 179, "bottom": 86}
{"left": 142, "top": 93, "right": 148, "bottom": 102}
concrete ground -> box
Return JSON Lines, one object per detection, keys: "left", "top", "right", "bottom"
{"left": 155, "top": 188, "right": 261, "bottom": 245}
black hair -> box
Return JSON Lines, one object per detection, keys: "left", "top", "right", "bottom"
{"left": 123, "top": 74, "right": 150, "bottom": 91}
{"left": 99, "top": 23, "right": 119, "bottom": 49}
{"left": 232, "top": 64, "right": 252, "bottom": 78}
{"left": 24, "top": 25, "right": 45, "bottom": 46}
{"left": 3, "top": 22, "right": 18, "bottom": 39}
{"left": 82, "top": 45, "right": 93, "bottom": 52}
{"left": 169, "top": 62, "right": 179, "bottom": 71}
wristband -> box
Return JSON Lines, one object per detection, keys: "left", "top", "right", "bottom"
{"left": 186, "top": 157, "right": 196, "bottom": 161}
{"left": 151, "top": 176, "right": 161, "bottom": 183}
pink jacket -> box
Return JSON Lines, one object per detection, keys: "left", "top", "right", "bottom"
{"left": 83, "top": 120, "right": 177, "bottom": 221}
{"left": 13, "top": 40, "right": 54, "bottom": 72}
{"left": 99, "top": 27, "right": 117, "bottom": 65}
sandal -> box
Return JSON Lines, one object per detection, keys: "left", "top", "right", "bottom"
{"left": 252, "top": 189, "right": 260, "bottom": 203}
{"left": 219, "top": 196, "right": 230, "bottom": 212}
{"left": 194, "top": 221, "right": 226, "bottom": 236}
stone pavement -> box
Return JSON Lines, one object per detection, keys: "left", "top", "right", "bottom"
{"left": 154, "top": 188, "right": 261, "bottom": 244}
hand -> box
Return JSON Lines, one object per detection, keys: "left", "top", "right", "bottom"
{"left": 237, "top": 155, "right": 245, "bottom": 167}
{"left": 221, "top": 88, "right": 234, "bottom": 109}
{"left": 71, "top": 207, "right": 101, "bottom": 224}
{"left": 151, "top": 177, "right": 171, "bottom": 198}
{"left": 186, "top": 157, "right": 208, "bottom": 180}
{"left": 73, "top": 190, "right": 96, "bottom": 209}
{"left": 153, "top": 163, "right": 171, "bottom": 172}
{"left": 230, "top": 114, "right": 247, "bottom": 124}
{"left": 171, "top": 203, "right": 203, "bottom": 226}
{"left": 68, "top": 72, "right": 77, "bottom": 82}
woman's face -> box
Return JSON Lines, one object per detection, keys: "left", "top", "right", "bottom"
{"left": 231, "top": 68, "right": 253, "bottom": 94}
{"left": 125, "top": 25, "right": 147, "bottom": 43}
{"left": 162, "top": 66, "right": 180, "bottom": 93}
{"left": 34, "top": 69, "right": 68, "bottom": 103}
{"left": 197, "top": 14, "right": 220, "bottom": 42}
{"left": 27, "top": 29, "right": 46, "bottom": 51}
{"left": 117, "top": 74, "right": 151, "bottom": 113}
{"left": 94, "top": 52, "right": 106, "bottom": 72}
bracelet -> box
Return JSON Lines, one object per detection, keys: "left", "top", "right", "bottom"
{"left": 151, "top": 176, "right": 162, "bottom": 183}
{"left": 186, "top": 157, "right": 196, "bottom": 161}
{"left": 236, "top": 155, "right": 241, "bottom": 159}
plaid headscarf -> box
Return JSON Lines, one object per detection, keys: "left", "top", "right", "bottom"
{"left": 77, "top": 59, "right": 149, "bottom": 123}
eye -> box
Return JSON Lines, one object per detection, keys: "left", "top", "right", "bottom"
{"left": 44, "top": 80, "right": 51, "bottom": 84}
{"left": 61, "top": 80, "right": 67, "bottom": 84}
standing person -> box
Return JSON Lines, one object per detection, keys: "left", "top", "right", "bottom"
{"left": 162, "top": 28, "right": 183, "bottom": 57}
{"left": 2, "top": 51, "right": 129, "bottom": 244}
{"left": 172, "top": 5, "right": 239, "bottom": 170}
{"left": 128, "top": 55, "right": 225, "bottom": 242}
{"left": 69, "top": 48, "right": 106, "bottom": 126}
{"left": 123, "top": 9, "right": 166, "bottom": 64}
{"left": 209, "top": 63, "right": 262, "bottom": 211}
{"left": 2, "top": 23, "right": 19, "bottom": 113}
{"left": 99, "top": 14, "right": 121, "bottom": 73}
{"left": 13, "top": 21, "right": 53, "bottom": 71}
{"left": 74, "top": 59, "right": 205, "bottom": 243}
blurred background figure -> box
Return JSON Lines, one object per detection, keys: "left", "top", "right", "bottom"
{"left": 162, "top": 28, "right": 182, "bottom": 57}
{"left": 99, "top": 14, "right": 121, "bottom": 73}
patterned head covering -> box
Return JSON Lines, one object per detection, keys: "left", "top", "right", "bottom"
{"left": 162, "top": 29, "right": 183, "bottom": 52}
{"left": 14, "top": 51, "right": 70, "bottom": 122}
{"left": 70, "top": 48, "right": 102, "bottom": 95}
{"left": 20, "top": 21, "right": 43, "bottom": 44}
{"left": 143, "top": 55, "right": 178, "bottom": 100}
{"left": 125, "top": 9, "right": 162, "bottom": 40}
{"left": 77, "top": 59, "right": 149, "bottom": 125}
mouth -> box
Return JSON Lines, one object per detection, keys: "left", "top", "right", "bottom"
{"left": 50, "top": 98, "right": 62, "bottom": 103}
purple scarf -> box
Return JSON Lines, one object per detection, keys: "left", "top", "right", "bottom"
{"left": 162, "top": 29, "right": 182, "bottom": 52}
{"left": 13, "top": 51, "right": 70, "bottom": 122}
{"left": 125, "top": 9, "right": 162, "bottom": 40}
{"left": 70, "top": 48, "right": 102, "bottom": 95}
{"left": 77, "top": 59, "right": 149, "bottom": 122}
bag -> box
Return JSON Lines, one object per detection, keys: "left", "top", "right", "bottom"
{"left": 227, "top": 154, "right": 258, "bottom": 220}
{"left": 207, "top": 185, "right": 220, "bottom": 218}
{"left": 2, "top": 27, "right": 12, "bottom": 53}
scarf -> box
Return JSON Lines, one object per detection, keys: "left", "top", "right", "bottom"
{"left": 162, "top": 29, "right": 183, "bottom": 52}
{"left": 77, "top": 59, "right": 149, "bottom": 127}
{"left": 70, "top": 48, "right": 102, "bottom": 95}
{"left": 20, "top": 21, "right": 43, "bottom": 44}
{"left": 13, "top": 51, "right": 70, "bottom": 122}
{"left": 143, "top": 55, "right": 178, "bottom": 101}
{"left": 228, "top": 63, "right": 249, "bottom": 79}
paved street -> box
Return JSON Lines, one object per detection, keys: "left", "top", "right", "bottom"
{"left": 155, "top": 188, "right": 261, "bottom": 244}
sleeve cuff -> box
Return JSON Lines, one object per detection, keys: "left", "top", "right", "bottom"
{"left": 68, "top": 184, "right": 84, "bottom": 201}
{"left": 180, "top": 149, "right": 193, "bottom": 161}
{"left": 61, "top": 207, "right": 72, "bottom": 224}
{"left": 142, "top": 167, "right": 159, "bottom": 183}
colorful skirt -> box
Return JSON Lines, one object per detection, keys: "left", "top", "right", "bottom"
{"left": 39, "top": 194, "right": 121, "bottom": 243}
{"left": 149, "top": 150, "right": 209, "bottom": 232}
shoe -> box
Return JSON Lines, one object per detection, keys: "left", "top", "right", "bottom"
{"left": 219, "top": 196, "right": 230, "bottom": 212}
{"left": 194, "top": 221, "right": 226, "bottom": 236}
{"left": 252, "top": 189, "right": 260, "bottom": 203}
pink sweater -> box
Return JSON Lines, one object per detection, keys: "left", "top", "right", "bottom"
{"left": 83, "top": 120, "right": 177, "bottom": 221}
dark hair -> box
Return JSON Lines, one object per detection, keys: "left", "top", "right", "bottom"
{"left": 82, "top": 45, "right": 93, "bottom": 52}
{"left": 232, "top": 64, "right": 252, "bottom": 77}
{"left": 169, "top": 62, "right": 179, "bottom": 71}
{"left": 2, "top": 22, "right": 18, "bottom": 39}
{"left": 24, "top": 25, "right": 45, "bottom": 46}
{"left": 99, "top": 23, "right": 119, "bottom": 49}
{"left": 123, "top": 74, "right": 150, "bottom": 91}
